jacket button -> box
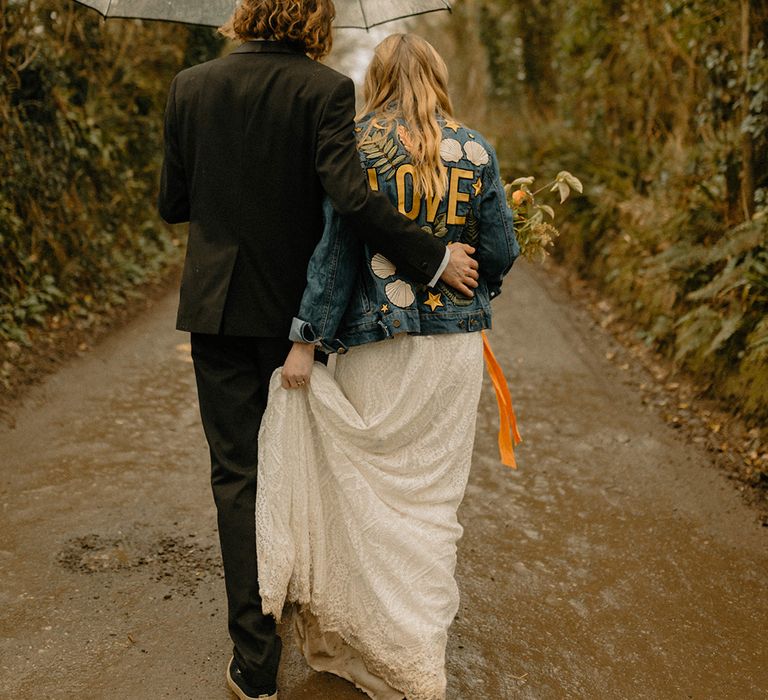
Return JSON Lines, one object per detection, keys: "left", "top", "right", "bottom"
{"left": 337, "top": 348, "right": 346, "bottom": 355}
{"left": 393, "top": 319, "right": 401, "bottom": 328}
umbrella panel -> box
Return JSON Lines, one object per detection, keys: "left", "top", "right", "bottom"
{"left": 73, "top": 0, "right": 452, "bottom": 30}
{"left": 77, "top": 0, "right": 238, "bottom": 26}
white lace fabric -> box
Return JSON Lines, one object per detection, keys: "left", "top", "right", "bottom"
{"left": 256, "top": 332, "right": 484, "bottom": 699}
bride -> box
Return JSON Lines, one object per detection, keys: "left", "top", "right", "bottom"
{"left": 256, "top": 34, "right": 519, "bottom": 699}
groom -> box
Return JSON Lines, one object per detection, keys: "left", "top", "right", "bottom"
{"left": 158, "top": 1, "right": 479, "bottom": 698}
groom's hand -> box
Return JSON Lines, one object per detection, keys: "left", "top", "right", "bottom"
{"left": 281, "top": 342, "right": 315, "bottom": 390}
{"left": 440, "top": 243, "right": 479, "bottom": 298}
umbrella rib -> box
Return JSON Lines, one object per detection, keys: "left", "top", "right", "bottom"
{"left": 336, "top": 5, "right": 454, "bottom": 30}
{"left": 357, "top": 0, "right": 370, "bottom": 30}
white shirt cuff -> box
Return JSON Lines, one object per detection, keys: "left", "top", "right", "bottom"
{"left": 427, "top": 248, "right": 451, "bottom": 288}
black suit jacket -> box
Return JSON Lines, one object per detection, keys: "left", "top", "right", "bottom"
{"left": 159, "top": 41, "right": 446, "bottom": 336}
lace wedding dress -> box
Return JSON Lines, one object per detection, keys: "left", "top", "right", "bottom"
{"left": 256, "top": 332, "right": 484, "bottom": 699}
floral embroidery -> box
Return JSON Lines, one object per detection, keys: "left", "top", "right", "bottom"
{"left": 464, "top": 141, "right": 489, "bottom": 166}
{"left": 439, "top": 139, "right": 462, "bottom": 163}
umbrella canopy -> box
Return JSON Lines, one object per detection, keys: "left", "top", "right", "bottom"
{"left": 73, "top": 0, "right": 452, "bottom": 29}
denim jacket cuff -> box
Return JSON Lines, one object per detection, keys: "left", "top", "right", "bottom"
{"left": 289, "top": 317, "right": 350, "bottom": 355}
{"left": 289, "top": 317, "right": 317, "bottom": 343}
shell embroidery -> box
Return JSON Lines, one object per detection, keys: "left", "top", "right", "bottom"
{"left": 371, "top": 253, "right": 396, "bottom": 279}
{"left": 371, "top": 254, "right": 414, "bottom": 308}
{"left": 464, "top": 141, "right": 489, "bottom": 166}
{"left": 385, "top": 280, "right": 416, "bottom": 308}
{"left": 439, "top": 138, "right": 462, "bottom": 164}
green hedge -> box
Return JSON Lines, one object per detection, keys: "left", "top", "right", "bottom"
{"left": 447, "top": 0, "right": 768, "bottom": 421}
{"left": 0, "top": 2, "right": 224, "bottom": 344}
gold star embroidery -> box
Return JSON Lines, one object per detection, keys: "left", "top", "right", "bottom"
{"left": 472, "top": 178, "right": 483, "bottom": 196}
{"left": 424, "top": 292, "right": 444, "bottom": 312}
{"left": 380, "top": 304, "right": 390, "bottom": 313}
{"left": 444, "top": 119, "right": 461, "bottom": 132}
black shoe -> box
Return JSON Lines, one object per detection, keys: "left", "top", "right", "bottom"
{"left": 226, "top": 656, "right": 278, "bottom": 700}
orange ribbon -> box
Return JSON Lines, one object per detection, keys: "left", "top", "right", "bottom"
{"left": 482, "top": 330, "right": 522, "bottom": 469}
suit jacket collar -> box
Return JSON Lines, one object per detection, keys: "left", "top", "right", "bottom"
{"left": 231, "top": 40, "right": 305, "bottom": 56}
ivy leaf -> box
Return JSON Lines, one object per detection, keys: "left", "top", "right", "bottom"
{"left": 511, "top": 176, "right": 535, "bottom": 186}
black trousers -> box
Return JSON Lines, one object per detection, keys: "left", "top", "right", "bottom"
{"left": 190, "top": 332, "right": 292, "bottom": 691}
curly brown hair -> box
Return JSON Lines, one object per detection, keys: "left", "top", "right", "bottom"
{"left": 219, "top": 0, "right": 335, "bottom": 61}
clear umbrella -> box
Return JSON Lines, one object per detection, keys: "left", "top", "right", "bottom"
{"left": 73, "top": 0, "right": 452, "bottom": 29}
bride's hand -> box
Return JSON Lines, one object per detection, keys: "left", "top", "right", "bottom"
{"left": 281, "top": 342, "right": 316, "bottom": 390}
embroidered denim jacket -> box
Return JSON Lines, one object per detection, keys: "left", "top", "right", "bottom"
{"left": 290, "top": 114, "right": 520, "bottom": 353}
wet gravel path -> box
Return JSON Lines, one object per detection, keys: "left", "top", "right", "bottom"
{"left": 1, "top": 261, "right": 766, "bottom": 699}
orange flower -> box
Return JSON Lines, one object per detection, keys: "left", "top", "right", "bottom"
{"left": 511, "top": 189, "right": 529, "bottom": 207}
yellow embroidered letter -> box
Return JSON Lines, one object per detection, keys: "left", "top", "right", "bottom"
{"left": 425, "top": 192, "right": 441, "bottom": 223}
{"left": 367, "top": 168, "right": 379, "bottom": 192}
{"left": 447, "top": 168, "right": 474, "bottom": 225}
{"left": 395, "top": 165, "right": 421, "bottom": 220}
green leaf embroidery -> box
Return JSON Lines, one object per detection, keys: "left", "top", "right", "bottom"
{"left": 437, "top": 281, "right": 474, "bottom": 307}
{"left": 461, "top": 209, "right": 479, "bottom": 246}
{"left": 357, "top": 129, "right": 406, "bottom": 181}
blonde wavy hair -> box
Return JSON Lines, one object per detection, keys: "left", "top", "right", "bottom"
{"left": 360, "top": 34, "right": 455, "bottom": 201}
{"left": 219, "top": 0, "right": 335, "bottom": 61}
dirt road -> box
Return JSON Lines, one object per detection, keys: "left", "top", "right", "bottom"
{"left": 1, "top": 261, "right": 766, "bottom": 699}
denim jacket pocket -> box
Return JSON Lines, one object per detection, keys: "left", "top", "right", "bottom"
{"left": 358, "top": 279, "right": 373, "bottom": 314}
